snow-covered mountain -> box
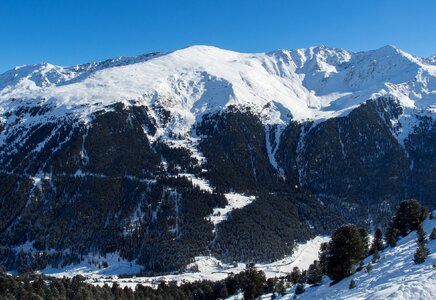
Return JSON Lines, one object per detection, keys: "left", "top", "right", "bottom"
{"left": 1, "top": 45, "right": 435, "bottom": 138}
{"left": 0, "top": 45, "right": 436, "bottom": 274}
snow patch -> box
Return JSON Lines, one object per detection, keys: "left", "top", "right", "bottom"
{"left": 208, "top": 193, "right": 256, "bottom": 230}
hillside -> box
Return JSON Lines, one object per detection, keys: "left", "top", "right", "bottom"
{"left": 0, "top": 45, "right": 436, "bottom": 273}
{"left": 265, "top": 217, "right": 436, "bottom": 300}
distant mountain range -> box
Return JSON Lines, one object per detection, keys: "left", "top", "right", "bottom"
{"left": 0, "top": 45, "right": 435, "bottom": 273}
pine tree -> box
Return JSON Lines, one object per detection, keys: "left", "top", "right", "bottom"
{"left": 299, "top": 270, "right": 307, "bottom": 284}
{"left": 275, "top": 280, "right": 286, "bottom": 296}
{"left": 307, "top": 260, "right": 323, "bottom": 285}
{"left": 414, "top": 245, "right": 429, "bottom": 264}
{"left": 356, "top": 260, "right": 364, "bottom": 272}
{"left": 242, "top": 264, "right": 267, "bottom": 300}
{"left": 429, "top": 228, "right": 436, "bottom": 240}
{"left": 318, "top": 242, "right": 330, "bottom": 274}
{"left": 414, "top": 224, "right": 430, "bottom": 264}
{"left": 349, "top": 279, "right": 356, "bottom": 289}
{"left": 220, "top": 286, "right": 229, "bottom": 299}
{"left": 326, "top": 224, "right": 366, "bottom": 281}
{"left": 420, "top": 207, "right": 428, "bottom": 222}
{"left": 289, "top": 267, "right": 301, "bottom": 285}
{"left": 369, "top": 228, "right": 384, "bottom": 254}
{"left": 392, "top": 199, "right": 421, "bottom": 237}
{"left": 385, "top": 222, "right": 399, "bottom": 247}
{"left": 358, "top": 228, "right": 370, "bottom": 257}
{"left": 416, "top": 224, "right": 427, "bottom": 246}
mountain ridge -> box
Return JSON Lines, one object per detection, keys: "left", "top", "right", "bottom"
{"left": 1, "top": 44, "right": 435, "bottom": 143}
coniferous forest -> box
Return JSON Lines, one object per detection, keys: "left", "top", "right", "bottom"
{"left": 0, "top": 199, "right": 433, "bottom": 300}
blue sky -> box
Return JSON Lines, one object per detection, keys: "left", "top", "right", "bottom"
{"left": 1, "top": 0, "right": 435, "bottom": 72}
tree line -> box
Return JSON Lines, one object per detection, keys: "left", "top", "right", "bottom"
{"left": 0, "top": 199, "right": 433, "bottom": 299}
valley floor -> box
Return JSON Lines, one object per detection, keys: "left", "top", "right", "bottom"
{"left": 41, "top": 237, "right": 329, "bottom": 289}
{"left": 39, "top": 219, "right": 436, "bottom": 299}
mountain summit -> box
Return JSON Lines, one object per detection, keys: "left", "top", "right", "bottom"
{"left": 1, "top": 45, "right": 435, "bottom": 136}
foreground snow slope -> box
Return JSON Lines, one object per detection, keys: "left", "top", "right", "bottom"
{"left": 279, "top": 217, "right": 436, "bottom": 300}
{"left": 1, "top": 45, "right": 435, "bottom": 138}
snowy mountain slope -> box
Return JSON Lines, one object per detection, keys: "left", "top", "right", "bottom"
{"left": 0, "top": 52, "right": 161, "bottom": 90}
{"left": 272, "top": 217, "right": 436, "bottom": 300}
{"left": 1, "top": 45, "right": 435, "bottom": 140}
{"left": 1, "top": 45, "right": 436, "bottom": 275}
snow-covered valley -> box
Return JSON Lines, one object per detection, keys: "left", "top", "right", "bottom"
{"left": 38, "top": 217, "right": 436, "bottom": 300}
{"left": 39, "top": 236, "right": 329, "bottom": 289}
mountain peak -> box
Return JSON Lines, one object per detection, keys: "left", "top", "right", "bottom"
{"left": 0, "top": 44, "right": 434, "bottom": 133}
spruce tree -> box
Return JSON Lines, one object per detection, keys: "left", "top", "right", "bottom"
{"left": 414, "top": 224, "right": 430, "bottom": 264}
{"left": 369, "top": 228, "right": 384, "bottom": 254}
{"left": 289, "top": 267, "right": 301, "bottom": 285}
{"left": 307, "top": 260, "right": 323, "bottom": 285}
{"left": 349, "top": 279, "right": 356, "bottom": 289}
{"left": 385, "top": 222, "right": 399, "bottom": 247}
{"left": 318, "top": 242, "right": 330, "bottom": 274}
{"left": 326, "top": 224, "right": 366, "bottom": 281}
{"left": 392, "top": 199, "right": 421, "bottom": 237}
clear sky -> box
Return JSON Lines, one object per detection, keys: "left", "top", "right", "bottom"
{"left": 1, "top": 0, "right": 435, "bottom": 72}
